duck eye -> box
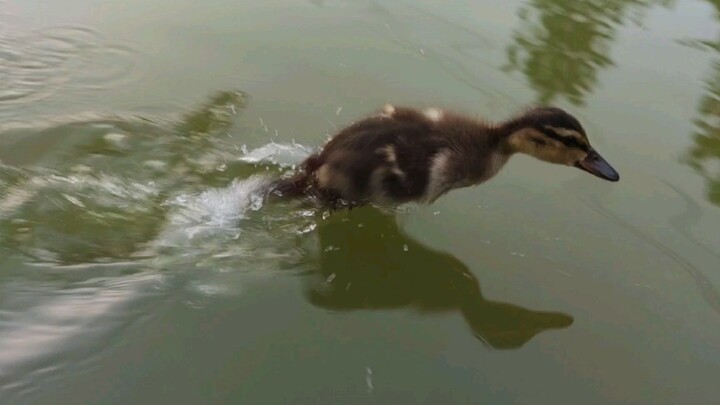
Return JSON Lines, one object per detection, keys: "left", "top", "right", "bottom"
{"left": 531, "top": 137, "right": 547, "bottom": 146}
{"left": 564, "top": 137, "right": 588, "bottom": 151}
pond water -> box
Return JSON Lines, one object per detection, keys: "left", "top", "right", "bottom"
{"left": 1, "top": 0, "right": 719, "bottom": 403}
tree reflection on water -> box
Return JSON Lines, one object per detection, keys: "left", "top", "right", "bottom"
{"left": 505, "top": 0, "right": 672, "bottom": 106}
{"left": 684, "top": 0, "right": 720, "bottom": 207}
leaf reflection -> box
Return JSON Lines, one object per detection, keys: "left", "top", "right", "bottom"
{"left": 505, "top": 0, "right": 672, "bottom": 106}
{"left": 682, "top": 1, "right": 720, "bottom": 207}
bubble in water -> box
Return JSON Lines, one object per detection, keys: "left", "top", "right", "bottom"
{"left": 103, "top": 132, "right": 129, "bottom": 150}
{"left": 191, "top": 282, "right": 230, "bottom": 297}
{"left": 249, "top": 194, "right": 263, "bottom": 211}
{"left": 295, "top": 210, "right": 316, "bottom": 218}
{"left": 62, "top": 193, "right": 85, "bottom": 208}
{"left": 403, "top": 244, "right": 409, "bottom": 252}
{"left": 143, "top": 160, "right": 167, "bottom": 171}
{"left": 297, "top": 223, "right": 317, "bottom": 235}
{"left": 366, "top": 367, "right": 374, "bottom": 393}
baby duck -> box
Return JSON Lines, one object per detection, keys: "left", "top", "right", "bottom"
{"left": 269, "top": 104, "right": 619, "bottom": 208}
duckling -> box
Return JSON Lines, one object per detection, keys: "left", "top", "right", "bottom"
{"left": 268, "top": 104, "right": 619, "bottom": 208}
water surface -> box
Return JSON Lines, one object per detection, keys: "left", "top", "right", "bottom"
{"left": 1, "top": 0, "right": 719, "bottom": 403}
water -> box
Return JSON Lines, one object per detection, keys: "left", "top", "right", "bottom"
{"left": 0, "top": 0, "right": 719, "bottom": 403}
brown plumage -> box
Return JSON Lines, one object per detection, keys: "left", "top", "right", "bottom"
{"left": 267, "top": 104, "right": 619, "bottom": 209}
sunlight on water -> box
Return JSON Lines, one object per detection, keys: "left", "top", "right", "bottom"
{"left": 0, "top": 270, "right": 161, "bottom": 382}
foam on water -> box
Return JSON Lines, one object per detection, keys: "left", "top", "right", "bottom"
{"left": 0, "top": 140, "right": 316, "bottom": 389}
{"left": 237, "top": 142, "right": 315, "bottom": 168}
{"left": 0, "top": 85, "right": 320, "bottom": 392}
{"left": 152, "top": 141, "right": 315, "bottom": 252}
{"left": 155, "top": 174, "right": 274, "bottom": 248}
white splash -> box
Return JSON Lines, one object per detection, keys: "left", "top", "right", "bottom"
{"left": 237, "top": 142, "right": 314, "bottom": 168}
{"left": 155, "top": 174, "right": 274, "bottom": 248}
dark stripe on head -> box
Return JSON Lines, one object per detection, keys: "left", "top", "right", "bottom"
{"left": 537, "top": 127, "right": 590, "bottom": 151}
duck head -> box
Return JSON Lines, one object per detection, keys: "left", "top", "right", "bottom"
{"left": 503, "top": 107, "right": 620, "bottom": 182}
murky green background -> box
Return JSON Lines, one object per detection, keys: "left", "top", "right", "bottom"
{"left": 1, "top": 0, "right": 719, "bottom": 403}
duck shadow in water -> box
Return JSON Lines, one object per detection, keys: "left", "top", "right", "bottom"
{"left": 303, "top": 207, "right": 574, "bottom": 350}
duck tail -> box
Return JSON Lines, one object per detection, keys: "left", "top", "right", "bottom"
{"left": 268, "top": 172, "right": 310, "bottom": 199}
{"left": 266, "top": 153, "right": 323, "bottom": 200}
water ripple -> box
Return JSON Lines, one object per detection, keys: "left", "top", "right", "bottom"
{"left": 580, "top": 196, "right": 720, "bottom": 316}
{"left": 0, "top": 25, "right": 143, "bottom": 110}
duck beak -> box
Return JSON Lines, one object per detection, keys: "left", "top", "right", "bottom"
{"left": 574, "top": 149, "right": 620, "bottom": 182}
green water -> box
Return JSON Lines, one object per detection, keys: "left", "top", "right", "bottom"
{"left": 1, "top": 0, "right": 719, "bottom": 403}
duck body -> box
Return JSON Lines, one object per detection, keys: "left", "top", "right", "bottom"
{"left": 312, "top": 105, "right": 510, "bottom": 205}
{"left": 269, "top": 104, "right": 619, "bottom": 208}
